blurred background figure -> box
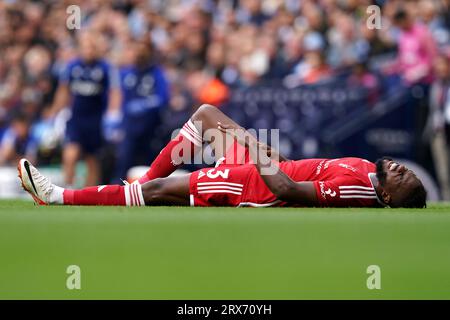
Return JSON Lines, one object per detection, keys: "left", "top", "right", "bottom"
{"left": 392, "top": 8, "right": 438, "bottom": 86}
{"left": 0, "top": 113, "right": 36, "bottom": 166}
{"left": 47, "top": 31, "right": 121, "bottom": 188}
{"left": 419, "top": 0, "right": 450, "bottom": 48}
{"left": 113, "top": 38, "right": 169, "bottom": 183}
{"left": 425, "top": 54, "right": 450, "bottom": 201}
{"left": 347, "top": 61, "right": 381, "bottom": 105}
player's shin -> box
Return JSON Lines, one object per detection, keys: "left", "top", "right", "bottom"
{"left": 137, "top": 119, "right": 202, "bottom": 184}
{"left": 62, "top": 184, "right": 145, "bottom": 206}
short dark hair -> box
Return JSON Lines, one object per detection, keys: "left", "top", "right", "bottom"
{"left": 11, "top": 111, "right": 30, "bottom": 124}
{"left": 393, "top": 9, "right": 408, "bottom": 23}
{"left": 399, "top": 183, "right": 427, "bottom": 208}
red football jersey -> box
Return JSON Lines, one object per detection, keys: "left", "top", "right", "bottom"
{"left": 189, "top": 157, "right": 382, "bottom": 208}
{"left": 244, "top": 158, "right": 381, "bottom": 207}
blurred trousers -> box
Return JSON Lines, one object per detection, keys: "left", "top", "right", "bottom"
{"left": 430, "top": 127, "right": 450, "bottom": 201}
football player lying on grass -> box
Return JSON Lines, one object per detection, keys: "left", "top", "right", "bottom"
{"left": 18, "top": 104, "right": 427, "bottom": 208}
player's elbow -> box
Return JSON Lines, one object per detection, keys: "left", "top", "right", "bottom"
{"left": 271, "top": 182, "right": 296, "bottom": 201}
{"left": 272, "top": 181, "right": 314, "bottom": 205}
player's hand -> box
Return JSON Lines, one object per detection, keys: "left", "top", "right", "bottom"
{"left": 217, "top": 122, "right": 257, "bottom": 148}
{"left": 102, "top": 110, "right": 123, "bottom": 143}
{"left": 217, "top": 121, "right": 243, "bottom": 132}
{"left": 41, "top": 106, "right": 57, "bottom": 120}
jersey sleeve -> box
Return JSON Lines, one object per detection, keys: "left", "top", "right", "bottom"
{"left": 0, "top": 128, "right": 16, "bottom": 149}
{"left": 313, "top": 175, "right": 378, "bottom": 207}
{"left": 58, "top": 61, "right": 73, "bottom": 85}
{"left": 107, "top": 64, "right": 121, "bottom": 89}
{"left": 153, "top": 66, "right": 170, "bottom": 106}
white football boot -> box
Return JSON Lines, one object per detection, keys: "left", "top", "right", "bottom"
{"left": 17, "top": 159, "right": 54, "bottom": 205}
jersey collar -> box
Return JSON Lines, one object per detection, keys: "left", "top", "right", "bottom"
{"left": 368, "top": 173, "right": 389, "bottom": 208}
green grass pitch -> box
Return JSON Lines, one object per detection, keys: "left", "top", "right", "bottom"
{"left": 1, "top": 200, "right": 450, "bottom": 299}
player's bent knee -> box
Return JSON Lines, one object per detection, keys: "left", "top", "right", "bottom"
{"left": 192, "top": 104, "right": 219, "bottom": 122}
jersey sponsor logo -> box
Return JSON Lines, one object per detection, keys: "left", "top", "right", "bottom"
{"left": 319, "top": 181, "right": 327, "bottom": 199}
{"left": 339, "top": 163, "right": 357, "bottom": 172}
{"left": 324, "top": 159, "right": 339, "bottom": 170}
{"left": 316, "top": 160, "right": 326, "bottom": 175}
{"left": 70, "top": 80, "right": 103, "bottom": 95}
{"left": 317, "top": 159, "right": 340, "bottom": 175}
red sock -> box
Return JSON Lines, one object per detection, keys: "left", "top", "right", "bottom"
{"left": 138, "top": 119, "right": 202, "bottom": 184}
{"left": 63, "top": 184, "right": 145, "bottom": 206}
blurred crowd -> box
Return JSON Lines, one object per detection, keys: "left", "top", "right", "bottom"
{"left": 0, "top": 0, "right": 449, "bottom": 188}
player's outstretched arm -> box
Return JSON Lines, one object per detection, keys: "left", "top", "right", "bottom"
{"left": 218, "top": 123, "right": 317, "bottom": 206}
{"left": 258, "top": 173, "right": 318, "bottom": 206}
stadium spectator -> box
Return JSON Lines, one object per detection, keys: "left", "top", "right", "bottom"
{"left": 188, "top": 70, "right": 229, "bottom": 106}
{"left": 280, "top": 31, "right": 304, "bottom": 77}
{"left": 0, "top": 113, "right": 36, "bottom": 166}
{"left": 419, "top": 0, "right": 450, "bottom": 48}
{"left": 112, "top": 37, "right": 169, "bottom": 183}
{"left": 327, "top": 11, "right": 369, "bottom": 68}
{"left": 424, "top": 54, "right": 450, "bottom": 200}
{"left": 47, "top": 31, "right": 121, "bottom": 188}
{"left": 358, "top": 18, "right": 395, "bottom": 59}
{"left": 393, "top": 8, "right": 438, "bottom": 85}
{"left": 286, "top": 31, "right": 333, "bottom": 86}
{"left": 347, "top": 61, "right": 381, "bottom": 105}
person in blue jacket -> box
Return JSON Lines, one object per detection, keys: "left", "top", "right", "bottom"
{"left": 113, "top": 38, "right": 169, "bottom": 182}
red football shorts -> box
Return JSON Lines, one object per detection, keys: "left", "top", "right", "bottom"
{"left": 189, "top": 142, "right": 281, "bottom": 207}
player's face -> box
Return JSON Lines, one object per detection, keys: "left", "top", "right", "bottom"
{"left": 395, "top": 16, "right": 412, "bottom": 31}
{"left": 134, "top": 41, "right": 151, "bottom": 67}
{"left": 376, "top": 158, "right": 422, "bottom": 207}
{"left": 12, "top": 120, "right": 29, "bottom": 138}
{"left": 79, "top": 35, "right": 97, "bottom": 62}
